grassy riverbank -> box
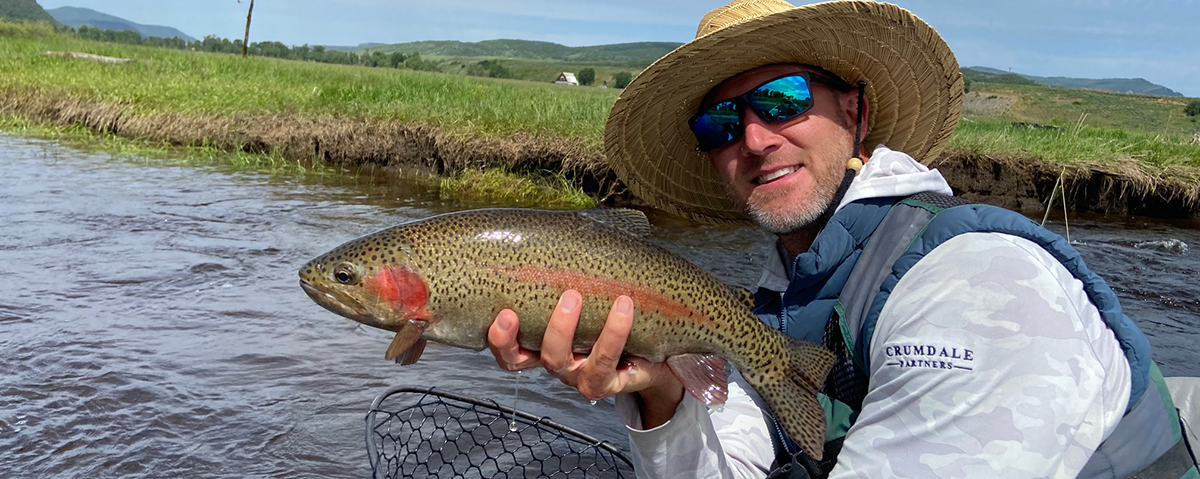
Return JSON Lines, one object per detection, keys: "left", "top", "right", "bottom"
{"left": 0, "top": 111, "right": 595, "bottom": 209}
{"left": 2, "top": 19, "right": 1199, "bottom": 217}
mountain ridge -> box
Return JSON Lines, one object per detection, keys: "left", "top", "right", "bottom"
{"left": 0, "top": 0, "right": 59, "bottom": 24}
{"left": 47, "top": 6, "right": 195, "bottom": 42}
{"left": 966, "top": 66, "right": 1181, "bottom": 97}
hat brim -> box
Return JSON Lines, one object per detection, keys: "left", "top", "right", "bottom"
{"left": 604, "top": 1, "right": 964, "bottom": 224}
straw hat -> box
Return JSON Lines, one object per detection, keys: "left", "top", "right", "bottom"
{"left": 604, "top": 0, "right": 963, "bottom": 224}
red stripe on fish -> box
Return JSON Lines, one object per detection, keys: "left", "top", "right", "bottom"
{"left": 491, "top": 265, "right": 708, "bottom": 322}
{"left": 365, "top": 266, "right": 431, "bottom": 320}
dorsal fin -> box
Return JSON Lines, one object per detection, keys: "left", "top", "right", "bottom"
{"left": 728, "top": 284, "right": 755, "bottom": 309}
{"left": 576, "top": 208, "right": 652, "bottom": 237}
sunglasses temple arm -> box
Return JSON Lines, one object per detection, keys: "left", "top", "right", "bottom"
{"left": 851, "top": 81, "right": 868, "bottom": 160}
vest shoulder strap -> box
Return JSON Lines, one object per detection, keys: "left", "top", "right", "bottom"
{"left": 838, "top": 192, "right": 972, "bottom": 370}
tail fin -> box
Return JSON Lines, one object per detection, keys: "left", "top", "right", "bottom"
{"left": 744, "top": 335, "right": 835, "bottom": 460}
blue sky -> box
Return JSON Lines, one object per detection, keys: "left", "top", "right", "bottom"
{"left": 37, "top": 0, "right": 1200, "bottom": 96}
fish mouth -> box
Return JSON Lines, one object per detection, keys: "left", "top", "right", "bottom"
{"left": 300, "top": 280, "right": 388, "bottom": 329}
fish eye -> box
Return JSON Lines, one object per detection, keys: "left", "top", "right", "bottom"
{"left": 333, "top": 263, "right": 358, "bottom": 284}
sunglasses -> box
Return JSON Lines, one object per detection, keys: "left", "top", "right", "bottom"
{"left": 689, "top": 72, "right": 849, "bottom": 152}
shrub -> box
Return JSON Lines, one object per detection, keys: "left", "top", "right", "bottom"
{"left": 577, "top": 68, "right": 595, "bottom": 86}
{"left": 614, "top": 71, "right": 633, "bottom": 89}
{"left": 1185, "top": 99, "right": 1200, "bottom": 117}
{"left": 466, "top": 60, "right": 512, "bottom": 79}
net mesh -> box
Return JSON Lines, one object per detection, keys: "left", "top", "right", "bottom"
{"left": 366, "top": 387, "right": 635, "bottom": 479}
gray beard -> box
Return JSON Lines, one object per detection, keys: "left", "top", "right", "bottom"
{"left": 741, "top": 176, "right": 840, "bottom": 234}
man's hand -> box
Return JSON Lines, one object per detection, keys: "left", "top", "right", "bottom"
{"left": 487, "top": 290, "right": 685, "bottom": 428}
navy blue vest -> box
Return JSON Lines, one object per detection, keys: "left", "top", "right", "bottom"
{"left": 755, "top": 194, "right": 1191, "bottom": 479}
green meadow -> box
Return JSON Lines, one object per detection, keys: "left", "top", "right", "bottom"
{"left": 0, "top": 21, "right": 617, "bottom": 146}
{"left": 952, "top": 83, "right": 1200, "bottom": 187}
{"left": 2, "top": 19, "right": 1199, "bottom": 208}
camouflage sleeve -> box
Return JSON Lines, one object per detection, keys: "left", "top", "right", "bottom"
{"left": 830, "top": 232, "right": 1131, "bottom": 478}
{"left": 613, "top": 370, "right": 774, "bottom": 478}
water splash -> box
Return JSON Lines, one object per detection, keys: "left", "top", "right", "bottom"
{"left": 1134, "top": 239, "right": 1189, "bottom": 255}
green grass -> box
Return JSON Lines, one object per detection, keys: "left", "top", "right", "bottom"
{"left": 439, "top": 168, "right": 596, "bottom": 209}
{"left": 966, "top": 82, "right": 1199, "bottom": 137}
{"left": 949, "top": 118, "right": 1200, "bottom": 170}
{"left": 0, "top": 21, "right": 619, "bottom": 147}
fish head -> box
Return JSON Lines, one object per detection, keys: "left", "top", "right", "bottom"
{"left": 299, "top": 232, "right": 432, "bottom": 332}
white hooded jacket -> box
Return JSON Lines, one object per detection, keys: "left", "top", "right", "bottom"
{"left": 613, "top": 145, "right": 1131, "bottom": 479}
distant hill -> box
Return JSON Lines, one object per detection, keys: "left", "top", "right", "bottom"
{"left": 966, "top": 66, "right": 1181, "bottom": 97}
{"left": 47, "top": 6, "right": 195, "bottom": 41}
{"left": 0, "top": 0, "right": 59, "bottom": 24}
{"left": 367, "top": 39, "right": 682, "bottom": 66}
{"left": 325, "top": 42, "right": 386, "bottom": 52}
{"left": 962, "top": 67, "right": 1040, "bottom": 87}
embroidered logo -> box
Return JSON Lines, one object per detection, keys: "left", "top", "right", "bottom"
{"left": 884, "top": 344, "right": 975, "bottom": 371}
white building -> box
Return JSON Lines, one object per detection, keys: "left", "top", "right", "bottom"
{"left": 554, "top": 72, "right": 579, "bottom": 85}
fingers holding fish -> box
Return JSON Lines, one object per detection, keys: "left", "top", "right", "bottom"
{"left": 487, "top": 309, "right": 541, "bottom": 371}
{"left": 586, "top": 295, "right": 633, "bottom": 372}
{"left": 544, "top": 293, "right": 674, "bottom": 402}
{"left": 539, "top": 290, "right": 589, "bottom": 379}
{"left": 574, "top": 295, "right": 634, "bottom": 400}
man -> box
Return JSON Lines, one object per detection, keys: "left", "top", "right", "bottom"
{"left": 488, "top": 1, "right": 1196, "bottom": 477}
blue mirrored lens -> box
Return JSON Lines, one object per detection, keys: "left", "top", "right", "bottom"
{"left": 692, "top": 101, "right": 741, "bottom": 151}
{"left": 746, "top": 75, "right": 812, "bottom": 121}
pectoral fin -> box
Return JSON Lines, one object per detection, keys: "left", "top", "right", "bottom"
{"left": 384, "top": 324, "right": 426, "bottom": 365}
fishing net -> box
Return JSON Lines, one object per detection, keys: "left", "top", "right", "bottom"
{"left": 366, "top": 386, "right": 635, "bottom": 479}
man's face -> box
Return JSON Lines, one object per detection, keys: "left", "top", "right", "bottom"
{"left": 704, "top": 64, "right": 858, "bottom": 234}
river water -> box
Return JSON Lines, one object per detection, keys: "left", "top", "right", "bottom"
{"left": 1, "top": 135, "right": 1197, "bottom": 478}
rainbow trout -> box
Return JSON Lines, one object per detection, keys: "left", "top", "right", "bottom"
{"left": 299, "top": 208, "right": 834, "bottom": 458}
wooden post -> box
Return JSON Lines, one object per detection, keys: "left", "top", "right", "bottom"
{"left": 242, "top": 0, "right": 255, "bottom": 58}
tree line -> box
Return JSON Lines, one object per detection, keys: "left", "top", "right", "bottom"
{"left": 65, "top": 25, "right": 634, "bottom": 87}
{"left": 574, "top": 67, "right": 632, "bottom": 88}
{"left": 70, "top": 25, "right": 439, "bottom": 69}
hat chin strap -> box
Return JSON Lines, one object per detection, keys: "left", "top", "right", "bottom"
{"left": 814, "top": 81, "right": 868, "bottom": 227}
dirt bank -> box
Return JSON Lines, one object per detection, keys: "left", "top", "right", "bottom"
{"left": 3, "top": 92, "right": 1198, "bottom": 219}
{"left": 934, "top": 152, "right": 1200, "bottom": 219}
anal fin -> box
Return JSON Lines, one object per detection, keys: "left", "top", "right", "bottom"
{"left": 666, "top": 354, "right": 729, "bottom": 406}
{"left": 384, "top": 323, "right": 426, "bottom": 365}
